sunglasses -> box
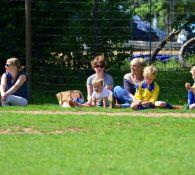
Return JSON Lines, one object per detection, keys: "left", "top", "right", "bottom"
{"left": 94, "top": 65, "right": 104, "bottom": 68}
{"left": 93, "top": 86, "right": 102, "bottom": 91}
{"left": 5, "top": 64, "right": 11, "bottom": 67}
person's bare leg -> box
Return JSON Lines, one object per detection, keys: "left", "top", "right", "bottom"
{"left": 189, "top": 103, "right": 195, "bottom": 110}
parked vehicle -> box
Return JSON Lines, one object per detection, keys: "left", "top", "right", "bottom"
{"left": 129, "top": 21, "right": 195, "bottom": 67}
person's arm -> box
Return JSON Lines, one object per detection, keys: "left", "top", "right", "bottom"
{"left": 3, "top": 75, "right": 27, "bottom": 97}
{"left": 105, "top": 74, "right": 114, "bottom": 91}
{"left": 102, "top": 89, "right": 110, "bottom": 108}
{"left": 91, "top": 97, "right": 96, "bottom": 106}
{"left": 133, "top": 85, "right": 142, "bottom": 101}
{"left": 185, "top": 83, "right": 191, "bottom": 90}
{"left": 86, "top": 76, "right": 93, "bottom": 102}
{"left": 102, "top": 97, "right": 107, "bottom": 108}
{"left": 87, "top": 84, "right": 93, "bottom": 102}
{"left": 106, "top": 85, "right": 113, "bottom": 91}
{"left": 123, "top": 78, "right": 136, "bottom": 99}
{"left": 123, "top": 78, "right": 132, "bottom": 93}
{"left": 191, "top": 86, "right": 195, "bottom": 94}
{"left": 148, "top": 83, "right": 159, "bottom": 104}
{"left": 131, "top": 87, "right": 142, "bottom": 110}
{"left": 185, "top": 83, "right": 195, "bottom": 92}
{"left": 0, "top": 73, "right": 7, "bottom": 100}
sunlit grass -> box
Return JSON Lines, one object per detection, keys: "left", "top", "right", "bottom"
{"left": 0, "top": 104, "right": 195, "bottom": 114}
{"left": 0, "top": 112, "right": 194, "bottom": 175}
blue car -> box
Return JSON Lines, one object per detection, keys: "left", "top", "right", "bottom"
{"left": 128, "top": 54, "right": 178, "bottom": 63}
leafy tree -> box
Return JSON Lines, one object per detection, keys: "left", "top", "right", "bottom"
{"left": 133, "top": 0, "right": 195, "bottom": 32}
{"left": 0, "top": 0, "right": 134, "bottom": 72}
{"left": 0, "top": 0, "right": 25, "bottom": 74}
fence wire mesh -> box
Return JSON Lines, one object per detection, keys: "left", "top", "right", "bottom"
{"left": 0, "top": 0, "right": 195, "bottom": 104}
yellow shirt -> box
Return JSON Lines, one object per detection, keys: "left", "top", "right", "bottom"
{"left": 134, "top": 81, "right": 159, "bottom": 104}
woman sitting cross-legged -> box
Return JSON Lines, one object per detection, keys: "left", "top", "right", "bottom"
{"left": 0, "top": 57, "right": 29, "bottom": 106}
{"left": 86, "top": 54, "right": 114, "bottom": 107}
{"left": 113, "top": 58, "right": 145, "bottom": 108}
{"left": 71, "top": 54, "right": 114, "bottom": 107}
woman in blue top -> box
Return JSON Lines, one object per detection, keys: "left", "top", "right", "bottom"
{"left": 0, "top": 57, "right": 29, "bottom": 106}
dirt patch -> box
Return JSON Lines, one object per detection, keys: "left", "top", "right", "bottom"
{"left": 0, "top": 127, "right": 42, "bottom": 134}
{"left": 0, "top": 126, "right": 85, "bottom": 135}
{"left": 0, "top": 110, "right": 194, "bottom": 134}
{"left": 0, "top": 110, "right": 194, "bottom": 118}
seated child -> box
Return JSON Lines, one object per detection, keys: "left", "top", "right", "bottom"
{"left": 131, "top": 65, "right": 176, "bottom": 110}
{"left": 185, "top": 66, "right": 195, "bottom": 110}
{"left": 91, "top": 78, "right": 113, "bottom": 108}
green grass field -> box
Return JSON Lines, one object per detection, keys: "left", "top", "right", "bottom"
{"left": 0, "top": 106, "right": 194, "bottom": 175}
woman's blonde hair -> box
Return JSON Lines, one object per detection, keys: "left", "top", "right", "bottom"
{"left": 143, "top": 65, "right": 158, "bottom": 77}
{"left": 7, "top": 57, "right": 22, "bottom": 70}
{"left": 130, "top": 58, "right": 145, "bottom": 68}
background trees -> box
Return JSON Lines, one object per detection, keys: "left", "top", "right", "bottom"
{"left": 30, "top": 0, "right": 133, "bottom": 69}
{"left": 0, "top": 1, "right": 25, "bottom": 74}
{"left": 133, "top": 0, "right": 195, "bottom": 32}
{"left": 0, "top": 0, "right": 194, "bottom": 74}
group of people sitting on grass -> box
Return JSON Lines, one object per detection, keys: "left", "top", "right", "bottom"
{"left": 0, "top": 56, "right": 195, "bottom": 110}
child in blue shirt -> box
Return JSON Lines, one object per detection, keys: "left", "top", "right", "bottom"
{"left": 185, "top": 66, "right": 195, "bottom": 110}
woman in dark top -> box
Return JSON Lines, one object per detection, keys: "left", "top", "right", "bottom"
{"left": 113, "top": 58, "right": 145, "bottom": 108}
{"left": 0, "top": 57, "right": 28, "bottom": 106}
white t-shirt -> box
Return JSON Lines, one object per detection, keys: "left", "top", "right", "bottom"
{"left": 86, "top": 73, "right": 114, "bottom": 87}
{"left": 92, "top": 87, "right": 112, "bottom": 100}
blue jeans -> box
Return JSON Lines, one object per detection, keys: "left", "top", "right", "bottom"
{"left": 73, "top": 98, "right": 84, "bottom": 104}
{"left": 113, "top": 86, "right": 133, "bottom": 108}
{"left": 2, "top": 95, "right": 28, "bottom": 106}
{"left": 188, "top": 91, "right": 195, "bottom": 105}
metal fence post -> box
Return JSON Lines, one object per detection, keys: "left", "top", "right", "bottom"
{"left": 149, "top": 0, "right": 152, "bottom": 60}
{"left": 25, "top": 0, "right": 32, "bottom": 98}
{"left": 93, "top": 0, "right": 100, "bottom": 56}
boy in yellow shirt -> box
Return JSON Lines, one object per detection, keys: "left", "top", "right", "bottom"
{"left": 131, "top": 65, "right": 175, "bottom": 110}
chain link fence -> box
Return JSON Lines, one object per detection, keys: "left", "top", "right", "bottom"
{"left": 1, "top": 0, "right": 195, "bottom": 104}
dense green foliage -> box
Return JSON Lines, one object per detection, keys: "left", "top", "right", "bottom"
{"left": 0, "top": 0, "right": 134, "bottom": 72}
{"left": 0, "top": 0, "right": 194, "bottom": 105}
{"left": 1, "top": 0, "right": 193, "bottom": 72}
{"left": 0, "top": 1, "right": 25, "bottom": 74}
{"left": 134, "top": 0, "right": 195, "bottom": 30}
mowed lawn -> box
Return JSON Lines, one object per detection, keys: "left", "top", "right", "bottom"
{"left": 0, "top": 111, "right": 194, "bottom": 175}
